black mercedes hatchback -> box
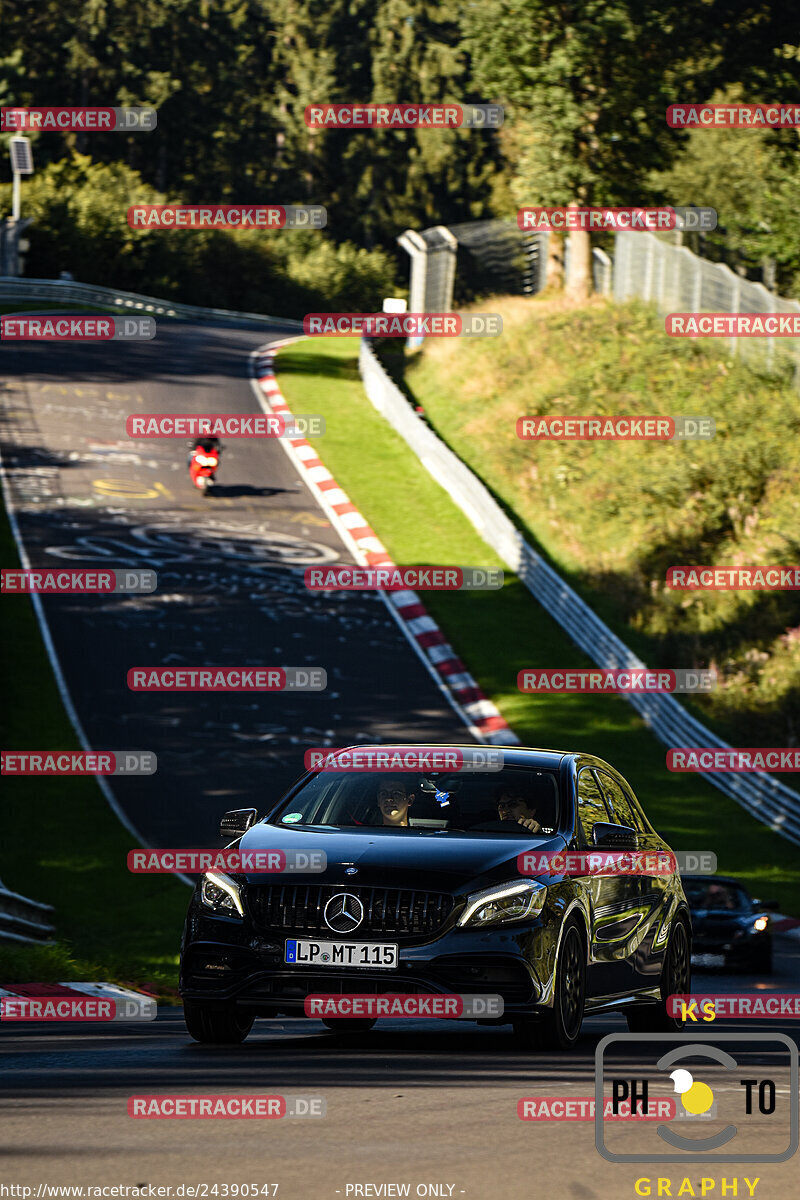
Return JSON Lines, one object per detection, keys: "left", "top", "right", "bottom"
{"left": 179, "top": 745, "right": 690, "bottom": 1048}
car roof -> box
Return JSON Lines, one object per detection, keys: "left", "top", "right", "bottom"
{"left": 331, "top": 744, "right": 572, "bottom": 769}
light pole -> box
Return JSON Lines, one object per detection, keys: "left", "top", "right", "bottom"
{"left": 4, "top": 136, "right": 33, "bottom": 275}
{"left": 10, "top": 135, "right": 33, "bottom": 220}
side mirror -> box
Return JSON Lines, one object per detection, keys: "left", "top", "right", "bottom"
{"left": 219, "top": 808, "right": 258, "bottom": 841}
{"left": 753, "top": 898, "right": 780, "bottom": 911}
{"left": 592, "top": 821, "right": 638, "bottom": 850}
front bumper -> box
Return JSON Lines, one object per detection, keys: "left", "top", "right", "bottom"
{"left": 180, "top": 907, "right": 552, "bottom": 1018}
{"left": 692, "top": 931, "right": 769, "bottom": 962}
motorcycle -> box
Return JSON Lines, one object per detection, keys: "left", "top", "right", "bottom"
{"left": 188, "top": 441, "right": 221, "bottom": 494}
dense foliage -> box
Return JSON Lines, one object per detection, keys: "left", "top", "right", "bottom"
{"left": 1, "top": 0, "right": 798, "bottom": 301}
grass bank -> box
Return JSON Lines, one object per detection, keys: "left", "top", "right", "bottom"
{"left": 400, "top": 295, "right": 800, "bottom": 754}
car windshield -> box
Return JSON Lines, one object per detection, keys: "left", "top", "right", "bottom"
{"left": 272, "top": 767, "right": 560, "bottom": 833}
{"left": 684, "top": 880, "right": 750, "bottom": 912}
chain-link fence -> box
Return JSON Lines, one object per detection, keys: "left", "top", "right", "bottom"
{"left": 614, "top": 231, "right": 800, "bottom": 382}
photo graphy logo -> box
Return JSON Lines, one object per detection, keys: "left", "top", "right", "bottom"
{"left": 595, "top": 1033, "right": 798, "bottom": 1163}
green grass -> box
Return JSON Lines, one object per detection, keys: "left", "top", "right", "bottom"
{"left": 0, "top": 498, "right": 187, "bottom": 995}
{"left": 276, "top": 337, "right": 800, "bottom": 914}
{"left": 400, "top": 295, "right": 800, "bottom": 752}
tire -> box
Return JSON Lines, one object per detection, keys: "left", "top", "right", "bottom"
{"left": 514, "top": 919, "right": 586, "bottom": 1051}
{"left": 183, "top": 1000, "right": 254, "bottom": 1044}
{"left": 626, "top": 915, "right": 691, "bottom": 1033}
{"left": 321, "top": 1017, "right": 377, "bottom": 1032}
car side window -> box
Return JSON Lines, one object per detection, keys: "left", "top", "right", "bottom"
{"left": 597, "top": 772, "right": 640, "bottom": 831}
{"left": 576, "top": 768, "right": 611, "bottom": 844}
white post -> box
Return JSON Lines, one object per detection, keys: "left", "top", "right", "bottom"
{"left": 12, "top": 171, "right": 21, "bottom": 222}
{"left": 730, "top": 274, "right": 741, "bottom": 359}
{"left": 397, "top": 229, "right": 428, "bottom": 350}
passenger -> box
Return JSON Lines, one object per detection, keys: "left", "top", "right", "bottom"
{"left": 497, "top": 787, "right": 541, "bottom": 833}
{"left": 376, "top": 778, "right": 415, "bottom": 827}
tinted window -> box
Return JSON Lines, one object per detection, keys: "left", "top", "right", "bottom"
{"left": 684, "top": 880, "right": 750, "bottom": 912}
{"left": 597, "top": 772, "right": 640, "bottom": 831}
{"left": 576, "top": 768, "right": 611, "bottom": 843}
{"left": 273, "top": 767, "right": 560, "bottom": 834}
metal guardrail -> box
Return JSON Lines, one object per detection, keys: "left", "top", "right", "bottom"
{"left": 0, "top": 882, "right": 55, "bottom": 945}
{"left": 359, "top": 338, "right": 800, "bottom": 845}
{"left": 0, "top": 276, "right": 304, "bottom": 331}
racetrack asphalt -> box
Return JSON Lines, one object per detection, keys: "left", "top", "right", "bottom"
{"left": 3, "top": 946, "right": 800, "bottom": 1197}
{"left": 0, "top": 320, "right": 467, "bottom": 848}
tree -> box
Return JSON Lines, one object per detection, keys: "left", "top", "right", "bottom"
{"left": 461, "top": 0, "right": 799, "bottom": 299}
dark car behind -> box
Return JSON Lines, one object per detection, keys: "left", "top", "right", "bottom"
{"left": 684, "top": 874, "right": 778, "bottom": 973}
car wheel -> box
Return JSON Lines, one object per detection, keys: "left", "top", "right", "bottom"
{"left": 626, "top": 916, "right": 690, "bottom": 1033}
{"left": 183, "top": 1001, "right": 254, "bottom": 1044}
{"left": 320, "top": 1017, "right": 377, "bottom": 1032}
{"left": 514, "top": 919, "right": 586, "bottom": 1051}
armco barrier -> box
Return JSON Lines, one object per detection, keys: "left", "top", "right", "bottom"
{"left": 359, "top": 337, "right": 800, "bottom": 845}
{"left": 0, "top": 276, "right": 304, "bottom": 331}
{"left": 0, "top": 881, "right": 55, "bottom": 945}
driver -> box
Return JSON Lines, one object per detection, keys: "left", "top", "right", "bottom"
{"left": 376, "top": 778, "right": 415, "bottom": 827}
{"left": 497, "top": 786, "right": 541, "bottom": 833}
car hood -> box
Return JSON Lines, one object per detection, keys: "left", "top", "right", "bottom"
{"left": 238, "top": 822, "right": 567, "bottom": 891}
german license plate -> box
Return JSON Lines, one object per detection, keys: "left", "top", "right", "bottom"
{"left": 691, "top": 952, "right": 725, "bottom": 968}
{"left": 285, "top": 938, "right": 398, "bottom": 969}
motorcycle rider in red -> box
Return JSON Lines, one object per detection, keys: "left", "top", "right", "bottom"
{"left": 187, "top": 436, "right": 223, "bottom": 492}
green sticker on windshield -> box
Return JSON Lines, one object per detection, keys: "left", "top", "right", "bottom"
{"left": 283, "top": 812, "right": 303, "bottom": 824}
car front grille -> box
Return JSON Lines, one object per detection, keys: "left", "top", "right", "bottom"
{"left": 247, "top": 884, "right": 456, "bottom": 939}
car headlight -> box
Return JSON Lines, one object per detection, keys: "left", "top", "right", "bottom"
{"left": 753, "top": 915, "right": 769, "bottom": 932}
{"left": 458, "top": 880, "right": 546, "bottom": 928}
{"left": 200, "top": 871, "right": 244, "bottom": 918}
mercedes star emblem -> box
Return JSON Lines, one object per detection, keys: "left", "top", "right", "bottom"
{"left": 323, "top": 892, "right": 364, "bottom": 933}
